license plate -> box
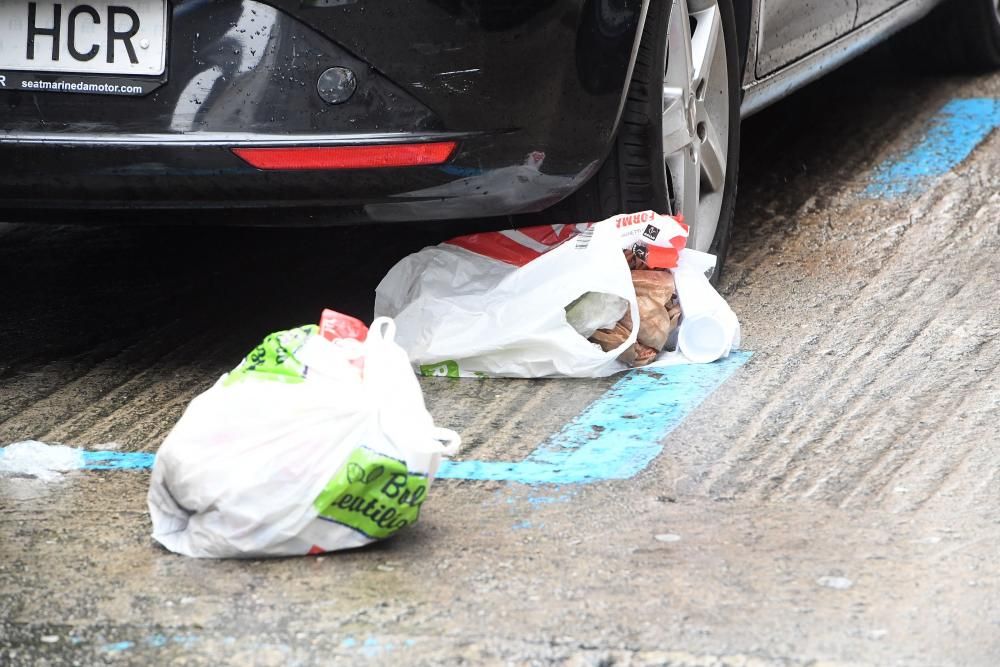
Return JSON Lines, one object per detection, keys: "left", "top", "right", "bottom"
{"left": 0, "top": 0, "right": 167, "bottom": 76}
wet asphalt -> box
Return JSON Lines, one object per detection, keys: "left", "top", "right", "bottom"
{"left": 2, "top": 45, "right": 1000, "bottom": 665}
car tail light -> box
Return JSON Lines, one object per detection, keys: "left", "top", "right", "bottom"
{"left": 231, "top": 142, "right": 457, "bottom": 170}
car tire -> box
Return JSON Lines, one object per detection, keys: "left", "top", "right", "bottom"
{"left": 909, "top": 0, "right": 1000, "bottom": 71}
{"left": 558, "top": 0, "right": 742, "bottom": 280}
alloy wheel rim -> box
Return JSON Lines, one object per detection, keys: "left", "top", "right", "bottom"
{"left": 662, "top": 0, "right": 730, "bottom": 252}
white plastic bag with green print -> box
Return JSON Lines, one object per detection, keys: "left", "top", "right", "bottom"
{"left": 147, "top": 310, "right": 460, "bottom": 558}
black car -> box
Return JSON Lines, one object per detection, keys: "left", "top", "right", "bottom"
{"left": 2, "top": 0, "right": 999, "bottom": 268}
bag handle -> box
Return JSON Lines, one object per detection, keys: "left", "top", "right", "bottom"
{"left": 366, "top": 319, "right": 461, "bottom": 457}
{"left": 370, "top": 317, "right": 397, "bottom": 343}
{"left": 432, "top": 427, "right": 462, "bottom": 457}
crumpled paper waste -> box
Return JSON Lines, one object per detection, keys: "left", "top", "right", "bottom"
{"left": 586, "top": 250, "right": 682, "bottom": 367}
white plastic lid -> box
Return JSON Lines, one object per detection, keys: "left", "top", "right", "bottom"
{"left": 677, "top": 313, "right": 731, "bottom": 364}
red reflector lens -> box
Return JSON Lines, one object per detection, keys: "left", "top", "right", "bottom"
{"left": 232, "top": 142, "right": 457, "bottom": 170}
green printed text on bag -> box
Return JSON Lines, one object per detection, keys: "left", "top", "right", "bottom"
{"left": 419, "top": 360, "right": 460, "bottom": 378}
{"left": 224, "top": 325, "right": 318, "bottom": 386}
{"left": 314, "top": 448, "right": 429, "bottom": 539}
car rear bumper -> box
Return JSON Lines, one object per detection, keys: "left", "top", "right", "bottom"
{"left": 0, "top": 0, "right": 647, "bottom": 222}
{"left": 0, "top": 129, "right": 581, "bottom": 222}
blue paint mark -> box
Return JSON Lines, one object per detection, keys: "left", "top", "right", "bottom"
{"left": 513, "top": 520, "right": 533, "bottom": 530}
{"left": 102, "top": 641, "right": 135, "bottom": 653}
{"left": 337, "top": 636, "right": 409, "bottom": 656}
{"left": 169, "top": 634, "right": 200, "bottom": 647}
{"left": 437, "top": 352, "right": 751, "bottom": 484}
{"left": 865, "top": 98, "right": 1000, "bottom": 198}
{"left": 362, "top": 636, "right": 384, "bottom": 658}
{"left": 145, "top": 633, "right": 200, "bottom": 648}
{"left": 82, "top": 450, "right": 155, "bottom": 470}
{"left": 526, "top": 493, "right": 573, "bottom": 506}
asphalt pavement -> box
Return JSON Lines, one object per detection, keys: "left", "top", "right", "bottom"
{"left": 2, "top": 47, "right": 999, "bottom": 666}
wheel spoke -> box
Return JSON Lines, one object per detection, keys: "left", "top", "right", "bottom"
{"left": 667, "top": 148, "right": 700, "bottom": 225}
{"left": 662, "top": 88, "right": 692, "bottom": 156}
{"left": 665, "top": 0, "right": 694, "bottom": 99}
{"left": 682, "top": 150, "right": 701, "bottom": 228}
{"left": 698, "top": 114, "right": 727, "bottom": 193}
{"left": 690, "top": 6, "right": 722, "bottom": 92}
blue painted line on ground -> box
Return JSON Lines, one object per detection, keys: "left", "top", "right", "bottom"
{"left": 437, "top": 351, "right": 751, "bottom": 484}
{"left": 101, "top": 641, "right": 135, "bottom": 653}
{"left": 0, "top": 353, "right": 749, "bottom": 485}
{"left": 82, "top": 450, "right": 155, "bottom": 470}
{"left": 864, "top": 98, "right": 1000, "bottom": 198}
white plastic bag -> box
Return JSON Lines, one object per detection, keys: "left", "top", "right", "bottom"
{"left": 375, "top": 211, "right": 730, "bottom": 378}
{"left": 147, "top": 310, "right": 460, "bottom": 558}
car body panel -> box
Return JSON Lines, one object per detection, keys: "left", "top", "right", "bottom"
{"left": 742, "top": 0, "right": 943, "bottom": 116}
{"left": 755, "top": 0, "right": 858, "bottom": 77}
{"left": 857, "top": 0, "right": 910, "bottom": 25}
